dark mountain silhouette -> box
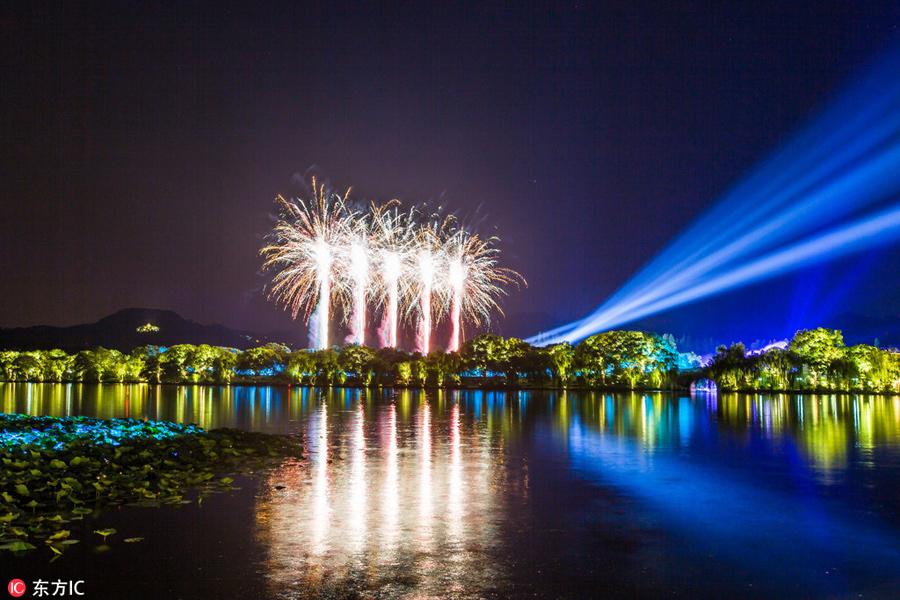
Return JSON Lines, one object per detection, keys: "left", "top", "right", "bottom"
{"left": 1, "top": 308, "right": 896, "bottom": 354}
{"left": 0, "top": 308, "right": 306, "bottom": 352}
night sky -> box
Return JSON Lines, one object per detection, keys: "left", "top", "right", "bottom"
{"left": 2, "top": 2, "right": 899, "bottom": 349}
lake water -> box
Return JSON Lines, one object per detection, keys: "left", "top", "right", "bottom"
{"left": 4, "top": 383, "right": 900, "bottom": 599}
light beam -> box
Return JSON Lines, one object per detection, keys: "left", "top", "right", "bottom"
{"left": 529, "top": 45, "right": 900, "bottom": 346}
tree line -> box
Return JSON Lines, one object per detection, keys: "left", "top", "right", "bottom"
{"left": 3, "top": 327, "right": 896, "bottom": 392}
{"left": 706, "top": 328, "right": 900, "bottom": 392}
{"left": 0, "top": 331, "right": 679, "bottom": 390}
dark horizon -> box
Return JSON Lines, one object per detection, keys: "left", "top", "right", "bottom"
{"left": 3, "top": 2, "right": 900, "bottom": 348}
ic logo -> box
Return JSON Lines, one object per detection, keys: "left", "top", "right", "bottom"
{"left": 7, "top": 580, "right": 26, "bottom": 598}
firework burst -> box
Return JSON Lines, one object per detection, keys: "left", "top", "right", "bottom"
{"left": 370, "top": 201, "right": 415, "bottom": 348}
{"left": 262, "top": 180, "right": 524, "bottom": 351}
{"left": 440, "top": 228, "right": 525, "bottom": 352}
{"left": 261, "top": 178, "right": 351, "bottom": 349}
{"left": 409, "top": 211, "right": 455, "bottom": 354}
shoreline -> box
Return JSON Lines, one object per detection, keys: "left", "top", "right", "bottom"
{"left": 4, "top": 379, "right": 899, "bottom": 397}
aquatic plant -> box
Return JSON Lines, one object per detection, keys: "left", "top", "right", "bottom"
{"left": 0, "top": 414, "right": 302, "bottom": 559}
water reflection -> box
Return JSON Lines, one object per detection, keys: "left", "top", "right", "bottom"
{"left": 249, "top": 390, "right": 900, "bottom": 597}
{"left": 5, "top": 383, "right": 900, "bottom": 480}
{"left": 417, "top": 398, "right": 433, "bottom": 555}
{"left": 5, "top": 383, "right": 900, "bottom": 596}
{"left": 0, "top": 383, "right": 292, "bottom": 433}
{"left": 705, "top": 393, "right": 900, "bottom": 480}
{"left": 252, "top": 390, "right": 509, "bottom": 597}
{"left": 4, "top": 383, "right": 900, "bottom": 482}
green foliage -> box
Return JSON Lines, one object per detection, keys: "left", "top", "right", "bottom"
{"left": 94, "top": 528, "right": 116, "bottom": 542}
{"left": 677, "top": 351, "right": 703, "bottom": 371}
{"left": 71, "top": 348, "right": 124, "bottom": 383}
{"left": 285, "top": 351, "right": 316, "bottom": 384}
{"left": 313, "top": 348, "right": 340, "bottom": 385}
{"left": 212, "top": 349, "right": 238, "bottom": 384}
{"left": 338, "top": 345, "right": 378, "bottom": 386}
{"left": 41, "top": 350, "right": 72, "bottom": 382}
{"left": 424, "top": 349, "right": 463, "bottom": 387}
{"left": 461, "top": 334, "right": 505, "bottom": 379}
{"left": 789, "top": 328, "right": 845, "bottom": 388}
{"left": 575, "top": 331, "right": 677, "bottom": 389}
{"left": 707, "top": 343, "right": 748, "bottom": 390}
{"left": 13, "top": 353, "right": 42, "bottom": 381}
{"left": 547, "top": 343, "right": 575, "bottom": 387}
{"left": 135, "top": 346, "right": 163, "bottom": 384}
{"left": 3, "top": 326, "right": 897, "bottom": 392}
{"left": 703, "top": 328, "right": 900, "bottom": 392}
{"left": 410, "top": 357, "right": 427, "bottom": 387}
{"left": 160, "top": 344, "right": 192, "bottom": 382}
{"left": 0, "top": 414, "right": 302, "bottom": 558}
{"left": 501, "top": 338, "right": 530, "bottom": 386}
{"left": 755, "top": 347, "right": 799, "bottom": 390}
{"left": 237, "top": 347, "right": 283, "bottom": 379}
{"left": 394, "top": 361, "right": 412, "bottom": 385}
{"left": 0, "top": 351, "right": 19, "bottom": 381}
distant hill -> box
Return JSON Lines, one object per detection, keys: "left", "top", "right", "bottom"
{"left": 3, "top": 307, "right": 896, "bottom": 355}
{"left": 0, "top": 308, "right": 306, "bottom": 352}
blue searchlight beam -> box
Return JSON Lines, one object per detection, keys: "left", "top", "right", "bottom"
{"left": 529, "top": 43, "right": 900, "bottom": 346}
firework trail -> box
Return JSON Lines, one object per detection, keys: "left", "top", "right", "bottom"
{"left": 416, "top": 247, "right": 435, "bottom": 354}
{"left": 371, "top": 202, "right": 414, "bottom": 348}
{"left": 440, "top": 228, "right": 525, "bottom": 352}
{"left": 412, "top": 213, "right": 455, "bottom": 354}
{"left": 261, "top": 179, "right": 351, "bottom": 350}
{"left": 448, "top": 255, "right": 465, "bottom": 352}
{"left": 343, "top": 214, "right": 371, "bottom": 346}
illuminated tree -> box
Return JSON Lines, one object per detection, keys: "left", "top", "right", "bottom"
{"left": 677, "top": 351, "right": 703, "bottom": 371}
{"left": 547, "top": 343, "right": 575, "bottom": 387}
{"left": 123, "top": 355, "right": 145, "bottom": 383}
{"left": 394, "top": 361, "right": 412, "bottom": 385}
{"left": 103, "top": 349, "right": 128, "bottom": 383}
{"left": 756, "top": 347, "right": 798, "bottom": 390}
{"left": 410, "top": 356, "right": 427, "bottom": 387}
{"left": 13, "top": 352, "right": 41, "bottom": 381}
{"left": 501, "top": 338, "right": 534, "bottom": 386}
{"left": 646, "top": 333, "right": 678, "bottom": 388}
{"left": 285, "top": 351, "right": 316, "bottom": 384}
{"left": 707, "top": 343, "right": 748, "bottom": 390}
{"left": 72, "top": 350, "right": 103, "bottom": 383}
{"left": 132, "top": 346, "right": 163, "bottom": 384}
{"left": 212, "top": 348, "right": 238, "bottom": 384}
{"left": 238, "top": 347, "right": 283, "bottom": 379}
{"left": 313, "top": 348, "right": 340, "bottom": 385}
{"left": 187, "top": 345, "right": 220, "bottom": 382}
{"left": 0, "top": 351, "right": 19, "bottom": 381}
{"left": 789, "top": 328, "right": 845, "bottom": 388}
{"left": 374, "top": 347, "right": 407, "bottom": 384}
{"left": 160, "top": 345, "right": 193, "bottom": 382}
{"left": 40, "top": 349, "right": 72, "bottom": 382}
{"left": 338, "top": 344, "right": 378, "bottom": 386}
{"left": 461, "top": 334, "right": 505, "bottom": 379}
{"left": 424, "top": 349, "right": 449, "bottom": 387}
{"left": 576, "top": 331, "right": 678, "bottom": 389}
{"left": 574, "top": 332, "right": 618, "bottom": 386}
